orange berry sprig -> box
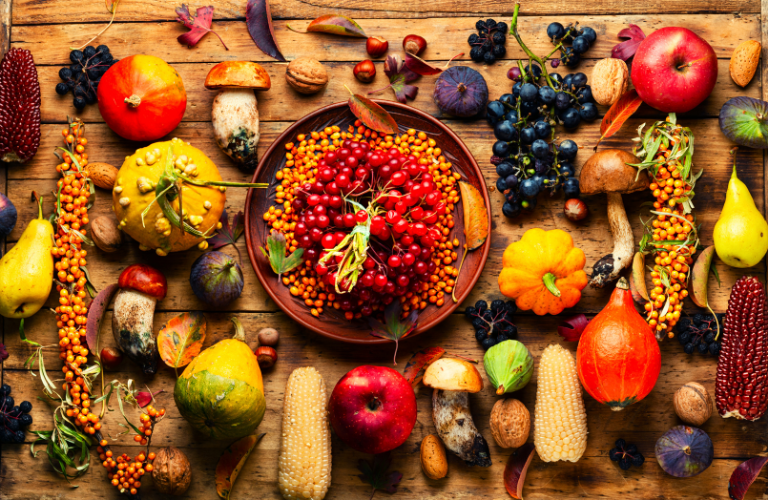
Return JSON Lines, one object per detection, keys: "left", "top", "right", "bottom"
{"left": 634, "top": 114, "right": 699, "bottom": 340}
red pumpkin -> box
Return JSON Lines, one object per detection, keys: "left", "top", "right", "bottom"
{"left": 97, "top": 55, "right": 186, "bottom": 141}
{"left": 576, "top": 277, "right": 661, "bottom": 410}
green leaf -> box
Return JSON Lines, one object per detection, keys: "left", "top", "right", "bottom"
{"left": 367, "top": 301, "right": 418, "bottom": 365}
{"left": 260, "top": 230, "right": 304, "bottom": 277}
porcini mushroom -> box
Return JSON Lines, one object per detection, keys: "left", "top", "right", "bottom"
{"left": 204, "top": 61, "right": 271, "bottom": 172}
{"left": 422, "top": 358, "right": 491, "bottom": 467}
{"left": 579, "top": 149, "right": 650, "bottom": 288}
{"left": 112, "top": 264, "right": 167, "bottom": 375}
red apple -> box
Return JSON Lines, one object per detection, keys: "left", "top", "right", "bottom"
{"left": 631, "top": 27, "right": 718, "bottom": 113}
{"left": 329, "top": 365, "right": 417, "bottom": 454}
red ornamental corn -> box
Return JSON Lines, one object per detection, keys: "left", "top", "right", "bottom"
{"left": 0, "top": 48, "right": 41, "bottom": 163}
{"left": 715, "top": 276, "right": 768, "bottom": 421}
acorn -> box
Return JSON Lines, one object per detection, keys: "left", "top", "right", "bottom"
{"left": 353, "top": 60, "right": 376, "bottom": 83}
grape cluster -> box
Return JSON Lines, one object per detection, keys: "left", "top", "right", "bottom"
{"left": 0, "top": 384, "right": 33, "bottom": 444}
{"left": 464, "top": 299, "right": 518, "bottom": 350}
{"left": 674, "top": 314, "right": 723, "bottom": 356}
{"left": 468, "top": 19, "right": 508, "bottom": 65}
{"left": 55, "top": 45, "right": 118, "bottom": 110}
{"left": 546, "top": 22, "right": 597, "bottom": 68}
{"left": 609, "top": 439, "right": 645, "bottom": 470}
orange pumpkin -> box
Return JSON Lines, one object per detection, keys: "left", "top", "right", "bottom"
{"left": 577, "top": 277, "right": 661, "bottom": 411}
{"left": 97, "top": 55, "right": 186, "bottom": 142}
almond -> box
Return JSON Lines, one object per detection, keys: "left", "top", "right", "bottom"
{"left": 85, "top": 162, "right": 118, "bottom": 189}
{"left": 590, "top": 58, "right": 629, "bottom": 106}
{"left": 730, "top": 40, "right": 761, "bottom": 87}
{"left": 420, "top": 434, "right": 447, "bottom": 480}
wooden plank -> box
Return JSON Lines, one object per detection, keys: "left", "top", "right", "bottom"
{"left": 10, "top": 0, "right": 760, "bottom": 25}
{"left": 33, "top": 60, "right": 751, "bottom": 125}
{"left": 12, "top": 15, "right": 759, "bottom": 65}
{"left": 5, "top": 119, "right": 761, "bottom": 315}
{"left": 0, "top": 0, "right": 9, "bottom": 393}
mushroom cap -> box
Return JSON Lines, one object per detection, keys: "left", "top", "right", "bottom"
{"left": 204, "top": 61, "right": 271, "bottom": 90}
{"left": 422, "top": 358, "right": 484, "bottom": 393}
{"left": 118, "top": 264, "right": 168, "bottom": 300}
{"left": 579, "top": 149, "right": 650, "bottom": 196}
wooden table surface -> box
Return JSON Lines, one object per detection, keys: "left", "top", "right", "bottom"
{"left": 2, "top": 0, "right": 768, "bottom": 498}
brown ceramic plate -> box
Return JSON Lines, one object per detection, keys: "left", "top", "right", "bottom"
{"left": 244, "top": 100, "right": 490, "bottom": 344}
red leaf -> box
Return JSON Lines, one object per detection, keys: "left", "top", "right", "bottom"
{"left": 594, "top": 89, "right": 643, "bottom": 150}
{"left": 347, "top": 90, "right": 398, "bottom": 136}
{"left": 287, "top": 15, "right": 367, "bottom": 38}
{"left": 246, "top": 0, "right": 286, "bottom": 62}
{"left": 86, "top": 283, "right": 119, "bottom": 353}
{"left": 504, "top": 442, "right": 536, "bottom": 499}
{"left": 0, "top": 342, "right": 8, "bottom": 363}
{"left": 612, "top": 24, "right": 646, "bottom": 61}
{"left": 402, "top": 347, "right": 445, "bottom": 386}
{"left": 175, "top": 4, "right": 229, "bottom": 49}
{"left": 135, "top": 389, "right": 164, "bottom": 408}
{"left": 404, "top": 52, "right": 463, "bottom": 77}
{"left": 729, "top": 457, "right": 768, "bottom": 500}
{"left": 558, "top": 314, "right": 590, "bottom": 341}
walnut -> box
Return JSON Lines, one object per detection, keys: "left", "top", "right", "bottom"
{"left": 285, "top": 57, "right": 329, "bottom": 95}
{"left": 590, "top": 58, "right": 629, "bottom": 106}
{"left": 152, "top": 446, "right": 192, "bottom": 496}
{"left": 673, "top": 382, "right": 712, "bottom": 426}
{"left": 489, "top": 398, "right": 530, "bottom": 449}
{"left": 90, "top": 215, "right": 122, "bottom": 253}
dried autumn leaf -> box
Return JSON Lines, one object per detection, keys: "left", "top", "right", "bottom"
{"left": 85, "top": 283, "right": 118, "bottom": 354}
{"left": 504, "top": 443, "right": 536, "bottom": 499}
{"left": 402, "top": 347, "right": 445, "bottom": 386}
{"left": 246, "top": 0, "right": 286, "bottom": 62}
{"left": 0, "top": 342, "right": 8, "bottom": 364}
{"left": 452, "top": 181, "right": 488, "bottom": 303}
{"left": 157, "top": 311, "right": 207, "bottom": 371}
{"left": 368, "top": 55, "right": 419, "bottom": 104}
{"left": 404, "top": 52, "right": 463, "bottom": 76}
{"left": 346, "top": 88, "right": 398, "bottom": 135}
{"left": 176, "top": 4, "right": 229, "bottom": 49}
{"left": 594, "top": 89, "right": 643, "bottom": 150}
{"left": 216, "top": 433, "right": 267, "bottom": 500}
{"left": 612, "top": 24, "right": 646, "bottom": 61}
{"left": 288, "top": 14, "right": 367, "bottom": 38}
{"left": 135, "top": 389, "right": 164, "bottom": 408}
{"left": 368, "top": 301, "right": 418, "bottom": 365}
{"left": 729, "top": 456, "right": 768, "bottom": 500}
{"left": 209, "top": 209, "right": 245, "bottom": 262}
{"left": 260, "top": 230, "right": 305, "bottom": 277}
{"left": 557, "top": 314, "right": 590, "bottom": 341}
{"left": 357, "top": 452, "right": 403, "bottom": 499}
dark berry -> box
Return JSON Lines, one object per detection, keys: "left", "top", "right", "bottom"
{"left": 0, "top": 429, "right": 13, "bottom": 443}
{"left": 561, "top": 47, "right": 580, "bottom": 67}
{"left": 491, "top": 299, "right": 505, "bottom": 312}
{"left": 492, "top": 140, "right": 512, "bottom": 158}
{"left": 579, "top": 102, "right": 599, "bottom": 122}
{"left": 19, "top": 401, "right": 32, "bottom": 414}
{"left": 558, "top": 140, "right": 578, "bottom": 161}
{"left": 571, "top": 73, "right": 588, "bottom": 89}
{"left": 481, "top": 336, "right": 497, "bottom": 350}
{"left": 502, "top": 201, "right": 520, "bottom": 218}
{"left": 475, "top": 300, "right": 488, "bottom": 312}
{"left": 547, "top": 22, "right": 565, "bottom": 41}
{"left": 69, "top": 50, "right": 84, "bottom": 64}
{"left": 560, "top": 107, "right": 581, "bottom": 129}
{"left": 486, "top": 19, "right": 497, "bottom": 28}
{"left": 9, "top": 406, "right": 21, "bottom": 418}
{"left": 83, "top": 46, "right": 97, "bottom": 58}
{"left": 472, "top": 317, "right": 486, "bottom": 330}
{"left": 483, "top": 51, "right": 496, "bottom": 65}
{"left": 8, "top": 418, "right": 19, "bottom": 431}
{"left": 475, "top": 329, "right": 488, "bottom": 342}
{"left": 531, "top": 139, "right": 550, "bottom": 159}
{"left": 534, "top": 120, "right": 552, "bottom": 139}
{"left": 58, "top": 67, "right": 73, "bottom": 81}
{"left": 2, "top": 395, "right": 14, "bottom": 409}
{"left": 631, "top": 453, "right": 645, "bottom": 466}
{"left": 73, "top": 97, "right": 87, "bottom": 110}
{"left": 709, "top": 342, "right": 721, "bottom": 356}
{"left": 495, "top": 121, "right": 518, "bottom": 142}
{"left": 468, "top": 33, "right": 480, "bottom": 45}
{"left": 679, "top": 332, "right": 692, "bottom": 344}
{"left": 497, "top": 22, "right": 508, "bottom": 32}
{"left": 555, "top": 92, "right": 571, "bottom": 111}
{"left": 579, "top": 27, "right": 597, "bottom": 44}
{"left": 19, "top": 414, "right": 32, "bottom": 427}
{"left": 577, "top": 86, "right": 594, "bottom": 104}
{"left": 571, "top": 36, "right": 590, "bottom": 54}
{"left": 470, "top": 46, "right": 485, "bottom": 62}
{"left": 520, "top": 126, "right": 536, "bottom": 144}
{"left": 615, "top": 439, "right": 626, "bottom": 449}
{"left": 492, "top": 44, "right": 506, "bottom": 58}
{"left": 496, "top": 161, "right": 515, "bottom": 178}
{"left": 538, "top": 85, "right": 556, "bottom": 106}
{"left": 619, "top": 457, "right": 632, "bottom": 470}
{"left": 524, "top": 63, "right": 542, "bottom": 81}
{"left": 14, "top": 430, "right": 25, "bottom": 443}
{"left": 476, "top": 20, "right": 487, "bottom": 30}
{"left": 55, "top": 82, "right": 70, "bottom": 95}
{"left": 486, "top": 100, "right": 506, "bottom": 123}
{"left": 684, "top": 343, "right": 695, "bottom": 354}
{"left": 492, "top": 31, "right": 506, "bottom": 45}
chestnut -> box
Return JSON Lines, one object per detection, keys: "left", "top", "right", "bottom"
{"left": 100, "top": 346, "right": 124, "bottom": 371}
{"left": 403, "top": 34, "right": 427, "bottom": 56}
{"left": 564, "top": 198, "right": 588, "bottom": 221}
{"left": 366, "top": 36, "right": 389, "bottom": 58}
{"left": 354, "top": 60, "right": 376, "bottom": 83}
{"left": 255, "top": 346, "right": 277, "bottom": 370}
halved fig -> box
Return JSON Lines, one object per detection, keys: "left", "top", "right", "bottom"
{"left": 719, "top": 96, "right": 768, "bottom": 149}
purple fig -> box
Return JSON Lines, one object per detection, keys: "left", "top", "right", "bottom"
{"left": 719, "top": 96, "right": 768, "bottom": 149}
{"left": 655, "top": 425, "right": 713, "bottom": 478}
{"left": 433, "top": 66, "right": 488, "bottom": 118}
{"left": 189, "top": 251, "right": 244, "bottom": 307}
{"left": 0, "top": 192, "right": 17, "bottom": 240}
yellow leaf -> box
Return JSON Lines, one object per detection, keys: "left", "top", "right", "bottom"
{"left": 459, "top": 181, "right": 488, "bottom": 250}
{"left": 157, "top": 311, "right": 207, "bottom": 370}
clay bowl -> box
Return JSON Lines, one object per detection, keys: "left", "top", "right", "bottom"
{"left": 244, "top": 100, "right": 490, "bottom": 344}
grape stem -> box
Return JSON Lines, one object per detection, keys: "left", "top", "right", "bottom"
{"left": 509, "top": 4, "right": 555, "bottom": 88}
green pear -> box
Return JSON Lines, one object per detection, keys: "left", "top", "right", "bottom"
{"left": 0, "top": 200, "right": 54, "bottom": 318}
{"left": 713, "top": 163, "right": 768, "bottom": 268}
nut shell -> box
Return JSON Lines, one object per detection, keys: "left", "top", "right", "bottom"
{"left": 152, "top": 446, "right": 192, "bottom": 496}
{"left": 257, "top": 327, "right": 279, "bottom": 346}
{"left": 91, "top": 215, "right": 123, "bottom": 253}
{"left": 86, "top": 162, "right": 118, "bottom": 189}
{"left": 590, "top": 58, "right": 629, "bottom": 106}
{"left": 285, "top": 57, "right": 329, "bottom": 95}
{"left": 420, "top": 434, "right": 448, "bottom": 479}
{"left": 730, "top": 40, "right": 761, "bottom": 87}
{"left": 674, "top": 382, "right": 712, "bottom": 426}
{"left": 489, "top": 398, "right": 530, "bottom": 449}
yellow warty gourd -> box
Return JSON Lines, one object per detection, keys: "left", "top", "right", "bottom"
{"left": 534, "top": 344, "right": 588, "bottom": 462}
{"left": 279, "top": 367, "right": 332, "bottom": 500}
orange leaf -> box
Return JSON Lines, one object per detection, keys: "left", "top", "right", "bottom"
{"left": 595, "top": 89, "right": 643, "bottom": 150}
{"left": 216, "top": 433, "right": 266, "bottom": 500}
{"left": 402, "top": 347, "right": 445, "bottom": 386}
{"left": 347, "top": 90, "right": 398, "bottom": 135}
{"left": 459, "top": 181, "right": 488, "bottom": 250}
{"left": 157, "top": 311, "right": 207, "bottom": 370}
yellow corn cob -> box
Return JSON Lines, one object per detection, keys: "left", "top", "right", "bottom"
{"left": 279, "top": 367, "right": 332, "bottom": 500}
{"left": 534, "top": 344, "right": 588, "bottom": 462}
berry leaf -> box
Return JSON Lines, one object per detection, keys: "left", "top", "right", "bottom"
{"left": 557, "top": 314, "right": 590, "bottom": 341}
{"left": 157, "top": 311, "right": 207, "bottom": 372}
{"left": 369, "top": 55, "right": 419, "bottom": 104}
{"left": 0, "top": 342, "right": 8, "bottom": 363}
{"left": 504, "top": 442, "right": 536, "bottom": 499}
{"left": 246, "top": 0, "right": 286, "bottom": 62}
{"left": 287, "top": 15, "right": 367, "bottom": 38}
{"left": 368, "top": 301, "right": 418, "bottom": 365}
{"left": 209, "top": 210, "right": 245, "bottom": 262}
{"left": 260, "top": 230, "right": 305, "bottom": 278}
{"left": 612, "top": 24, "right": 646, "bottom": 61}
{"left": 594, "top": 89, "right": 643, "bottom": 150}
{"left": 357, "top": 453, "right": 403, "bottom": 500}
{"left": 402, "top": 347, "right": 445, "bottom": 386}
{"left": 728, "top": 456, "right": 768, "bottom": 500}
{"left": 404, "top": 52, "right": 463, "bottom": 76}
{"left": 176, "top": 4, "right": 229, "bottom": 49}
{"left": 346, "top": 89, "right": 399, "bottom": 135}
{"left": 135, "top": 389, "right": 164, "bottom": 408}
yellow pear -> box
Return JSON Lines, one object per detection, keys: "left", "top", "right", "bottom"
{"left": 713, "top": 163, "right": 768, "bottom": 268}
{"left": 0, "top": 200, "right": 54, "bottom": 318}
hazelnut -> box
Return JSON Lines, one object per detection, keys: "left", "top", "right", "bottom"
{"left": 255, "top": 346, "right": 277, "bottom": 370}
{"left": 257, "top": 327, "right": 279, "bottom": 346}
{"left": 489, "top": 398, "right": 530, "bottom": 449}
{"left": 285, "top": 57, "right": 329, "bottom": 95}
{"left": 354, "top": 60, "right": 376, "bottom": 83}
{"left": 152, "top": 446, "right": 192, "bottom": 496}
{"left": 590, "top": 58, "right": 629, "bottom": 106}
{"left": 91, "top": 215, "right": 123, "bottom": 253}
{"left": 420, "top": 434, "right": 447, "bottom": 479}
{"left": 673, "top": 382, "right": 712, "bottom": 426}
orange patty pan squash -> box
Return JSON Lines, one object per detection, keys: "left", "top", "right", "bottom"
{"left": 498, "top": 228, "right": 588, "bottom": 315}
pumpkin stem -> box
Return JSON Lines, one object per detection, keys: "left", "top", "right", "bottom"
{"left": 542, "top": 272, "right": 561, "bottom": 297}
{"left": 124, "top": 94, "right": 142, "bottom": 107}
{"left": 230, "top": 316, "right": 246, "bottom": 342}
{"left": 616, "top": 277, "right": 629, "bottom": 290}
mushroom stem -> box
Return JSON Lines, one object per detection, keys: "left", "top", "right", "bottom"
{"left": 112, "top": 288, "right": 159, "bottom": 375}
{"left": 590, "top": 192, "right": 635, "bottom": 288}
